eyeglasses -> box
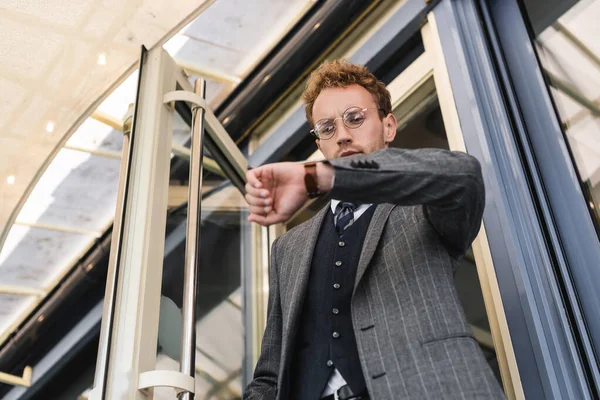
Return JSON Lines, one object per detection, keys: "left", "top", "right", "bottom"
{"left": 310, "top": 106, "right": 382, "bottom": 140}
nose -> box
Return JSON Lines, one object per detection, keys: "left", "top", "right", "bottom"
{"left": 336, "top": 122, "right": 353, "bottom": 146}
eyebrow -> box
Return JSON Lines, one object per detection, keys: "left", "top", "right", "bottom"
{"left": 316, "top": 106, "right": 363, "bottom": 121}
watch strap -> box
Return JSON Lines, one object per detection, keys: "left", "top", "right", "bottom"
{"left": 304, "top": 162, "right": 322, "bottom": 199}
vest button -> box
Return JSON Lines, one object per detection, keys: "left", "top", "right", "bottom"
{"left": 333, "top": 283, "right": 340, "bottom": 289}
{"left": 338, "top": 241, "right": 346, "bottom": 247}
{"left": 333, "top": 332, "right": 340, "bottom": 338}
{"left": 332, "top": 308, "right": 339, "bottom": 314}
{"left": 327, "top": 360, "right": 333, "bottom": 367}
{"left": 335, "top": 261, "right": 342, "bottom": 267}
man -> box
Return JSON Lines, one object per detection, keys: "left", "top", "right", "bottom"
{"left": 243, "top": 60, "right": 505, "bottom": 400}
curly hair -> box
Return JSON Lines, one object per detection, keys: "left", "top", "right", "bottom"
{"left": 302, "top": 59, "right": 391, "bottom": 126}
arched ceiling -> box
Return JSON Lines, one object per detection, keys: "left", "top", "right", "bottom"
{"left": 0, "top": 0, "right": 313, "bottom": 347}
{"left": 0, "top": 0, "right": 212, "bottom": 246}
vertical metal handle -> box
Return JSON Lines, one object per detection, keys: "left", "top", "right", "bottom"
{"left": 179, "top": 78, "right": 206, "bottom": 400}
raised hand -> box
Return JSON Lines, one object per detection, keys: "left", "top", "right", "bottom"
{"left": 245, "top": 162, "right": 308, "bottom": 226}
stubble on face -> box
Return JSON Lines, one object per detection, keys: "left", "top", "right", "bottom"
{"left": 312, "top": 85, "right": 389, "bottom": 159}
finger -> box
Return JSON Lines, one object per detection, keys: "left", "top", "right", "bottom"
{"left": 248, "top": 205, "right": 272, "bottom": 215}
{"left": 245, "top": 183, "right": 270, "bottom": 198}
{"left": 248, "top": 212, "right": 287, "bottom": 226}
{"left": 247, "top": 214, "right": 269, "bottom": 226}
{"left": 248, "top": 213, "right": 275, "bottom": 226}
{"left": 245, "top": 193, "right": 272, "bottom": 207}
{"left": 246, "top": 168, "right": 263, "bottom": 189}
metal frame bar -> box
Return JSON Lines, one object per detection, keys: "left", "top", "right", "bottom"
{"left": 171, "top": 143, "right": 223, "bottom": 176}
{"left": 472, "top": 325, "right": 495, "bottom": 350}
{"left": 92, "top": 50, "right": 145, "bottom": 400}
{"left": 241, "top": 135, "right": 267, "bottom": 387}
{"left": 387, "top": 52, "right": 434, "bottom": 105}
{"left": 204, "top": 368, "right": 242, "bottom": 399}
{"left": 62, "top": 144, "right": 121, "bottom": 159}
{"left": 91, "top": 111, "right": 123, "bottom": 132}
{"left": 174, "top": 77, "right": 248, "bottom": 192}
{"left": 0, "top": 367, "right": 32, "bottom": 388}
{"left": 241, "top": 210, "right": 269, "bottom": 387}
{"left": 179, "top": 78, "right": 206, "bottom": 400}
{"left": 0, "top": 285, "right": 45, "bottom": 297}
{"left": 174, "top": 58, "right": 241, "bottom": 85}
{"left": 91, "top": 46, "right": 176, "bottom": 399}
{"left": 552, "top": 21, "right": 600, "bottom": 70}
{"left": 544, "top": 69, "right": 600, "bottom": 117}
{"left": 12, "top": 221, "right": 102, "bottom": 238}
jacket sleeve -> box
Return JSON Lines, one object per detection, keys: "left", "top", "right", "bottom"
{"left": 328, "top": 148, "right": 485, "bottom": 256}
{"left": 243, "top": 238, "right": 283, "bottom": 400}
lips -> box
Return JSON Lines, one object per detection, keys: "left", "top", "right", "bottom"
{"left": 340, "top": 150, "right": 362, "bottom": 157}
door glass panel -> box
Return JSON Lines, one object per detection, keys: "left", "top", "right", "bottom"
{"left": 522, "top": 0, "right": 600, "bottom": 236}
{"left": 152, "top": 94, "right": 249, "bottom": 400}
{"left": 156, "top": 176, "right": 248, "bottom": 400}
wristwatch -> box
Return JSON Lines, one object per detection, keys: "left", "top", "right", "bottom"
{"left": 304, "top": 162, "right": 322, "bottom": 199}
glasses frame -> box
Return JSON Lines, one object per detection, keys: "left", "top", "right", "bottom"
{"left": 309, "top": 106, "right": 383, "bottom": 140}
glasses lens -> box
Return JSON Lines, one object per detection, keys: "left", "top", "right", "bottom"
{"left": 315, "top": 120, "right": 335, "bottom": 139}
{"left": 343, "top": 108, "right": 366, "bottom": 128}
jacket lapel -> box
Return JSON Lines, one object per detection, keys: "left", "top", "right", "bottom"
{"left": 279, "top": 204, "right": 329, "bottom": 377}
{"left": 354, "top": 203, "right": 395, "bottom": 293}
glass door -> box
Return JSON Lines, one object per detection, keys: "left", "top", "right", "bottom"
{"left": 90, "top": 45, "right": 264, "bottom": 400}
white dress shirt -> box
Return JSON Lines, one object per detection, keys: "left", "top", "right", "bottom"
{"left": 321, "top": 200, "right": 372, "bottom": 398}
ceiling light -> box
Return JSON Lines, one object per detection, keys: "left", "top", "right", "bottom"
{"left": 7, "top": 175, "right": 15, "bottom": 185}
{"left": 98, "top": 53, "right": 107, "bottom": 65}
{"left": 46, "top": 121, "right": 55, "bottom": 132}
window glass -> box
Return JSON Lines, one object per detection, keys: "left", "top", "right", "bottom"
{"left": 523, "top": 0, "right": 600, "bottom": 232}
{"left": 156, "top": 181, "right": 248, "bottom": 400}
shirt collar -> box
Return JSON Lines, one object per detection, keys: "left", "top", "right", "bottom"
{"left": 330, "top": 200, "right": 371, "bottom": 213}
{"left": 331, "top": 199, "right": 341, "bottom": 214}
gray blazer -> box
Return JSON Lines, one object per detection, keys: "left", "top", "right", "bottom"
{"left": 244, "top": 148, "right": 506, "bottom": 400}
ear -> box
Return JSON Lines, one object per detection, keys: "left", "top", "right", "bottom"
{"left": 383, "top": 113, "right": 397, "bottom": 145}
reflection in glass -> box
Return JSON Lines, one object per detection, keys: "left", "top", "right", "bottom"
{"left": 156, "top": 182, "right": 247, "bottom": 400}
{"left": 523, "top": 0, "right": 600, "bottom": 234}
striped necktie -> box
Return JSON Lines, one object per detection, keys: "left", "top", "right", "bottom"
{"left": 335, "top": 202, "right": 356, "bottom": 235}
